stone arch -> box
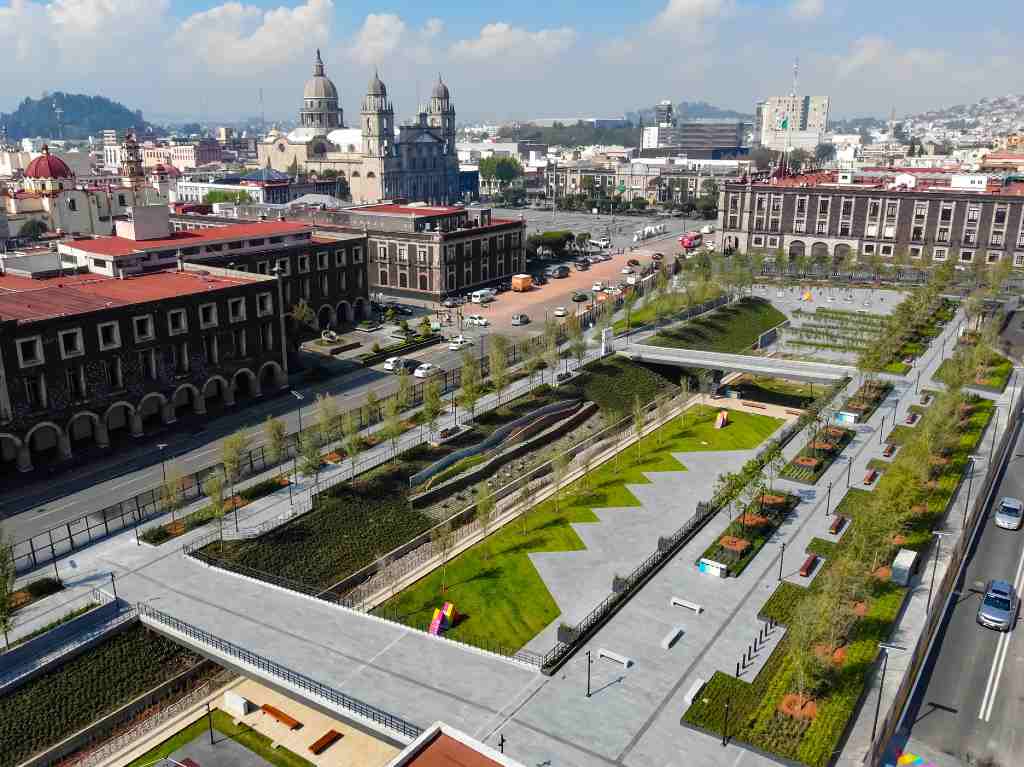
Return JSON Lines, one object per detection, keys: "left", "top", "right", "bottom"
{"left": 26, "top": 421, "right": 67, "bottom": 461}
{"left": 351, "top": 170, "right": 361, "bottom": 179}
{"left": 317, "top": 304, "right": 335, "bottom": 330}
{"left": 232, "top": 368, "right": 259, "bottom": 400}
{"left": 788, "top": 240, "right": 806, "bottom": 258}
{"left": 833, "top": 243, "right": 851, "bottom": 268}
{"left": 258, "top": 360, "right": 285, "bottom": 392}
{"left": 203, "top": 375, "right": 233, "bottom": 408}
{"left": 104, "top": 400, "right": 137, "bottom": 439}
{"left": 66, "top": 410, "right": 107, "bottom": 449}
{"left": 172, "top": 383, "right": 203, "bottom": 417}
{"left": 367, "top": 171, "right": 376, "bottom": 179}
{"left": 336, "top": 300, "right": 353, "bottom": 325}
{"left": 0, "top": 432, "right": 27, "bottom": 474}
{"left": 811, "top": 241, "right": 830, "bottom": 262}
{"left": 354, "top": 296, "right": 369, "bottom": 320}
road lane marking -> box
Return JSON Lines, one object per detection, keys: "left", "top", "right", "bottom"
{"left": 978, "top": 539, "right": 1024, "bottom": 720}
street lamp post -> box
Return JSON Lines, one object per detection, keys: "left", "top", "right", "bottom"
{"left": 290, "top": 390, "right": 304, "bottom": 436}
{"left": 825, "top": 480, "right": 833, "bottom": 517}
{"left": 157, "top": 443, "right": 169, "bottom": 484}
{"left": 722, "top": 698, "right": 730, "bottom": 747}
{"left": 778, "top": 541, "right": 785, "bottom": 582}
{"left": 989, "top": 408, "right": 999, "bottom": 465}
{"left": 586, "top": 650, "right": 593, "bottom": 698}
{"left": 871, "top": 642, "right": 904, "bottom": 743}
{"left": 927, "top": 530, "right": 952, "bottom": 614}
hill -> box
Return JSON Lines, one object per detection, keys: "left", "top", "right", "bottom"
{"left": 1, "top": 93, "right": 152, "bottom": 140}
{"left": 629, "top": 100, "right": 753, "bottom": 125}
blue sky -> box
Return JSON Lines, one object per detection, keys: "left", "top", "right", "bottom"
{"left": 0, "top": 0, "right": 1019, "bottom": 124}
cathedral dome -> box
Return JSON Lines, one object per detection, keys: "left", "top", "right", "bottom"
{"left": 368, "top": 70, "right": 387, "bottom": 97}
{"left": 304, "top": 49, "right": 338, "bottom": 100}
{"left": 431, "top": 76, "right": 449, "bottom": 100}
{"left": 25, "top": 146, "right": 73, "bottom": 179}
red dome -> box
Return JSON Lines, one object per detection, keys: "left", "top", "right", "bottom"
{"left": 25, "top": 146, "right": 73, "bottom": 180}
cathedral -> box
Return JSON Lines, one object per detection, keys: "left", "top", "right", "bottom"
{"left": 258, "top": 51, "right": 460, "bottom": 205}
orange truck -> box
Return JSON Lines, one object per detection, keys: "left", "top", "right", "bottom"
{"left": 511, "top": 274, "right": 533, "bottom": 292}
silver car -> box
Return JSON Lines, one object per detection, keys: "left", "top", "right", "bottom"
{"left": 994, "top": 497, "right": 1024, "bottom": 530}
{"left": 977, "top": 580, "right": 1018, "bottom": 631}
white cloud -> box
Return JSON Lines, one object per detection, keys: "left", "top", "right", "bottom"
{"left": 789, "top": 0, "right": 824, "bottom": 20}
{"left": 835, "top": 36, "right": 948, "bottom": 82}
{"left": 347, "top": 13, "right": 406, "bottom": 67}
{"left": 450, "top": 23, "right": 576, "bottom": 61}
{"left": 422, "top": 18, "right": 444, "bottom": 40}
{"left": 654, "top": 0, "right": 732, "bottom": 30}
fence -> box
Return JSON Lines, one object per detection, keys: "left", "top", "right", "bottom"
{"left": 136, "top": 602, "right": 422, "bottom": 742}
{"left": 865, "top": 387, "right": 1023, "bottom": 766}
{"left": 8, "top": 263, "right": 703, "bottom": 576}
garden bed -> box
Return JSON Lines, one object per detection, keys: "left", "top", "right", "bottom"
{"left": 7, "top": 577, "right": 64, "bottom": 613}
{"left": 935, "top": 350, "right": 1013, "bottom": 393}
{"left": 841, "top": 381, "right": 893, "bottom": 423}
{"left": 2, "top": 601, "right": 100, "bottom": 652}
{"left": 780, "top": 427, "right": 855, "bottom": 485}
{"left": 696, "top": 492, "right": 800, "bottom": 577}
{"left": 648, "top": 297, "right": 787, "bottom": 354}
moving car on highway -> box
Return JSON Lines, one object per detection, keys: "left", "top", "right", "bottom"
{"left": 995, "top": 496, "right": 1024, "bottom": 530}
{"left": 977, "top": 579, "right": 1018, "bottom": 631}
{"left": 448, "top": 335, "right": 473, "bottom": 350}
{"left": 413, "top": 362, "right": 439, "bottom": 378}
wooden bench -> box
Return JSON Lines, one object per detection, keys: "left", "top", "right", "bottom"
{"left": 904, "top": 413, "right": 917, "bottom": 425}
{"left": 799, "top": 554, "right": 819, "bottom": 577}
{"left": 785, "top": 409, "right": 803, "bottom": 416}
{"left": 261, "top": 704, "right": 301, "bottom": 730}
{"left": 744, "top": 401, "right": 768, "bottom": 410}
{"left": 882, "top": 443, "right": 896, "bottom": 458}
{"left": 671, "top": 597, "right": 704, "bottom": 614}
{"left": 309, "top": 729, "right": 342, "bottom": 755}
{"left": 864, "top": 469, "right": 878, "bottom": 485}
{"left": 829, "top": 516, "right": 846, "bottom": 535}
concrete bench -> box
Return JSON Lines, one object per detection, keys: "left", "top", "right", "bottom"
{"left": 671, "top": 597, "right": 703, "bottom": 614}
{"left": 864, "top": 469, "right": 878, "bottom": 485}
{"left": 685, "top": 678, "right": 707, "bottom": 706}
{"left": 661, "top": 626, "right": 685, "bottom": 650}
{"left": 829, "top": 516, "right": 846, "bottom": 535}
{"left": 261, "top": 704, "right": 301, "bottom": 730}
{"left": 598, "top": 648, "right": 634, "bottom": 668}
{"left": 799, "top": 554, "right": 819, "bottom": 578}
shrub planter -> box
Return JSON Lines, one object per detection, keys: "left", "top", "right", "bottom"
{"left": 612, "top": 574, "right": 629, "bottom": 594}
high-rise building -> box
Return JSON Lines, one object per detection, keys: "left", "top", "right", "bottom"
{"left": 755, "top": 95, "right": 830, "bottom": 152}
{"left": 655, "top": 100, "right": 674, "bottom": 128}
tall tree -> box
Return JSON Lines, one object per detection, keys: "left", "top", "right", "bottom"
{"left": 550, "top": 452, "right": 570, "bottom": 514}
{"left": 488, "top": 334, "right": 511, "bottom": 404}
{"left": 457, "top": 350, "right": 483, "bottom": 421}
{"left": 421, "top": 378, "right": 443, "bottom": 440}
{"left": 341, "top": 410, "right": 362, "bottom": 483}
{"left": 632, "top": 395, "right": 645, "bottom": 464}
{"left": 298, "top": 431, "right": 322, "bottom": 481}
{"left": 202, "top": 474, "right": 226, "bottom": 548}
{"left": 160, "top": 464, "right": 185, "bottom": 523}
{"left": 316, "top": 393, "right": 341, "bottom": 446}
{"left": 567, "top": 317, "right": 586, "bottom": 370}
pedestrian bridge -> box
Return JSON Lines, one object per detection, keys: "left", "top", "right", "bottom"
{"left": 617, "top": 344, "right": 855, "bottom": 383}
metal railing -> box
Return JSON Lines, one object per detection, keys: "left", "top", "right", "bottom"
{"left": 136, "top": 602, "right": 422, "bottom": 741}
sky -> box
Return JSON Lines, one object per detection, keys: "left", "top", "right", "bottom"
{"left": 0, "top": 0, "right": 1019, "bottom": 125}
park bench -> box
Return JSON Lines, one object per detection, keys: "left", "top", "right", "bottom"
{"left": 799, "top": 554, "right": 819, "bottom": 577}
{"left": 829, "top": 516, "right": 846, "bottom": 535}
{"left": 905, "top": 413, "right": 917, "bottom": 425}
{"left": 864, "top": 469, "right": 878, "bottom": 485}
{"left": 744, "top": 401, "right": 768, "bottom": 410}
{"left": 671, "top": 597, "right": 703, "bottom": 614}
{"left": 685, "top": 678, "right": 707, "bottom": 707}
{"left": 261, "top": 704, "right": 301, "bottom": 730}
{"left": 309, "top": 730, "right": 342, "bottom": 755}
{"left": 785, "top": 409, "right": 803, "bottom": 416}
{"left": 598, "top": 648, "right": 634, "bottom": 668}
{"left": 660, "top": 626, "right": 685, "bottom": 650}
{"left": 882, "top": 443, "right": 896, "bottom": 458}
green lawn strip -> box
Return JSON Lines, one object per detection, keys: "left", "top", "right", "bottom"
{"left": 884, "top": 425, "right": 915, "bottom": 446}
{"left": 648, "top": 297, "right": 787, "bottom": 353}
{"left": 569, "top": 356, "right": 676, "bottom": 415}
{"left": 698, "top": 493, "right": 800, "bottom": 577}
{"left": 126, "top": 710, "right": 314, "bottom": 767}
{"left": 4, "top": 602, "right": 100, "bottom": 652}
{"left": 805, "top": 537, "right": 838, "bottom": 559}
{"left": 780, "top": 428, "right": 855, "bottom": 485}
{"left": 728, "top": 376, "right": 818, "bottom": 410}
{"left": 0, "top": 624, "right": 202, "bottom": 767}
{"left": 684, "top": 398, "right": 994, "bottom": 766}
{"left": 611, "top": 289, "right": 723, "bottom": 334}
{"left": 882, "top": 361, "right": 911, "bottom": 375}
{"left": 375, "top": 407, "right": 781, "bottom": 651}
{"left": 866, "top": 458, "right": 892, "bottom": 473}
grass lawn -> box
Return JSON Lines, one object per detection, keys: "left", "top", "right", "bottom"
{"left": 728, "top": 376, "right": 818, "bottom": 410}
{"left": 648, "top": 297, "right": 787, "bottom": 353}
{"left": 126, "top": 710, "right": 313, "bottom": 767}
{"left": 374, "top": 406, "right": 782, "bottom": 651}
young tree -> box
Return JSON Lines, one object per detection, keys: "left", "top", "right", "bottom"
{"left": 567, "top": 317, "right": 587, "bottom": 370}
{"left": 476, "top": 486, "right": 496, "bottom": 561}
{"left": 517, "top": 481, "right": 533, "bottom": 536}
{"left": 263, "top": 415, "right": 288, "bottom": 471}
{"left": 544, "top": 329, "right": 561, "bottom": 383}
{"left": 0, "top": 523, "right": 15, "bottom": 649}
{"left": 788, "top": 594, "right": 825, "bottom": 703}
{"left": 202, "top": 473, "right": 226, "bottom": 547}
{"left": 341, "top": 410, "right": 362, "bottom": 483}
{"left": 364, "top": 390, "right": 380, "bottom": 427}
{"left": 221, "top": 431, "right": 250, "bottom": 508}
{"left": 632, "top": 395, "right": 645, "bottom": 464}
{"left": 432, "top": 522, "right": 456, "bottom": 594}
{"left": 395, "top": 368, "right": 413, "bottom": 412}
{"left": 488, "top": 334, "right": 511, "bottom": 404}
{"left": 382, "top": 395, "right": 403, "bottom": 461}
{"left": 160, "top": 464, "right": 185, "bottom": 523}
{"left": 315, "top": 393, "right": 341, "bottom": 446}
{"left": 697, "top": 369, "right": 714, "bottom": 408}
{"left": 457, "top": 350, "right": 483, "bottom": 421}
{"left": 678, "top": 374, "right": 692, "bottom": 429}
{"left": 550, "top": 452, "right": 570, "bottom": 514}
{"left": 298, "top": 431, "right": 323, "bottom": 481}
{"left": 525, "top": 343, "right": 544, "bottom": 385}
{"left": 655, "top": 395, "right": 669, "bottom": 446}
{"left": 421, "top": 378, "right": 443, "bottom": 440}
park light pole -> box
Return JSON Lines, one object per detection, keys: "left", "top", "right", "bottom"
{"left": 290, "top": 390, "right": 304, "bottom": 436}
{"left": 926, "top": 530, "right": 953, "bottom": 614}
{"left": 157, "top": 443, "right": 169, "bottom": 484}
{"left": 825, "top": 480, "right": 833, "bottom": 517}
{"left": 586, "top": 649, "right": 593, "bottom": 698}
{"left": 778, "top": 541, "right": 786, "bottom": 582}
{"left": 871, "top": 642, "right": 905, "bottom": 742}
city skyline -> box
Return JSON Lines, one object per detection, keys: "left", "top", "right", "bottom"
{"left": 0, "top": 0, "right": 1020, "bottom": 124}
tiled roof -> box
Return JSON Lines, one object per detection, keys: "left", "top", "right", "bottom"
{"left": 62, "top": 220, "right": 312, "bottom": 258}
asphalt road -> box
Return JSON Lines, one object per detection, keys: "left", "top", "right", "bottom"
{"left": 899, "top": 413, "right": 1024, "bottom": 767}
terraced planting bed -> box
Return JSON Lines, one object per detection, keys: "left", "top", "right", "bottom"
{"left": 683, "top": 398, "right": 994, "bottom": 766}
{"left": 780, "top": 426, "right": 855, "bottom": 484}
{"left": 698, "top": 491, "right": 800, "bottom": 577}
{"left": 374, "top": 406, "right": 782, "bottom": 652}
{"left": 935, "top": 347, "right": 1013, "bottom": 393}
{"left": 648, "top": 297, "right": 787, "bottom": 353}
{"left": 0, "top": 623, "right": 204, "bottom": 767}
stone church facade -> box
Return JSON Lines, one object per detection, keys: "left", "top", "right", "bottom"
{"left": 258, "top": 52, "right": 460, "bottom": 205}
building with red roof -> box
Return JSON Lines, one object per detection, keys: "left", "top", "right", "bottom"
{"left": 384, "top": 722, "right": 525, "bottom": 767}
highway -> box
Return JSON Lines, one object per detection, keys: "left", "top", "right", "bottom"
{"left": 897, "top": 394, "right": 1024, "bottom": 766}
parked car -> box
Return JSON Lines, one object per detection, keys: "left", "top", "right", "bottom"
{"left": 995, "top": 496, "right": 1024, "bottom": 530}
{"left": 627, "top": 258, "right": 641, "bottom": 267}
{"left": 574, "top": 260, "right": 590, "bottom": 271}
{"left": 448, "top": 335, "right": 473, "bottom": 350}
{"left": 413, "top": 362, "right": 439, "bottom": 378}
{"left": 383, "top": 357, "right": 402, "bottom": 371}
{"left": 651, "top": 252, "right": 664, "bottom": 261}
{"left": 441, "top": 297, "right": 460, "bottom": 308}
{"left": 511, "top": 313, "right": 530, "bottom": 326}
{"left": 388, "top": 358, "right": 417, "bottom": 374}
{"left": 977, "top": 579, "right": 1018, "bottom": 631}
{"left": 621, "top": 266, "right": 634, "bottom": 275}
{"left": 531, "top": 273, "right": 549, "bottom": 285}
{"left": 592, "top": 281, "right": 605, "bottom": 292}
{"left": 466, "top": 314, "right": 490, "bottom": 326}
{"left": 553, "top": 306, "right": 568, "bottom": 317}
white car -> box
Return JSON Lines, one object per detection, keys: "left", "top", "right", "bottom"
{"left": 383, "top": 357, "right": 402, "bottom": 371}
{"left": 621, "top": 266, "right": 633, "bottom": 275}
{"left": 995, "top": 497, "right": 1024, "bottom": 530}
{"left": 553, "top": 306, "right": 568, "bottom": 318}
{"left": 592, "top": 281, "right": 605, "bottom": 292}
{"left": 448, "top": 335, "right": 473, "bottom": 350}
{"left": 466, "top": 314, "right": 490, "bottom": 327}
{"left": 594, "top": 237, "right": 611, "bottom": 248}
{"left": 413, "top": 362, "right": 438, "bottom": 378}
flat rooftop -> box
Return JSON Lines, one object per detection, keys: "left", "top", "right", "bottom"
{"left": 60, "top": 220, "right": 313, "bottom": 258}
{"left": 0, "top": 269, "right": 253, "bottom": 323}
{"left": 353, "top": 204, "right": 464, "bottom": 217}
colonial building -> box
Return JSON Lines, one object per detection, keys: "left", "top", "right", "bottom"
{"left": 0, "top": 262, "right": 287, "bottom": 475}
{"left": 258, "top": 52, "right": 460, "bottom": 205}
{"left": 141, "top": 139, "right": 222, "bottom": 171}
{"left": 315, "top": 203, "right": 526, "bottom": 302}
{"left": 717, "top": 170, "right": 1024, "bottom": 269}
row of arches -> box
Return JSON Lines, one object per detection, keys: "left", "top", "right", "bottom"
{"left": 316, "top": 298, "right": 369, "bottom": 332}
{"left": 0, "top": 362, "right": 285, "bottom": 474}
{"left": 787, "top": 241, "right": 853, "bottom": 264}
